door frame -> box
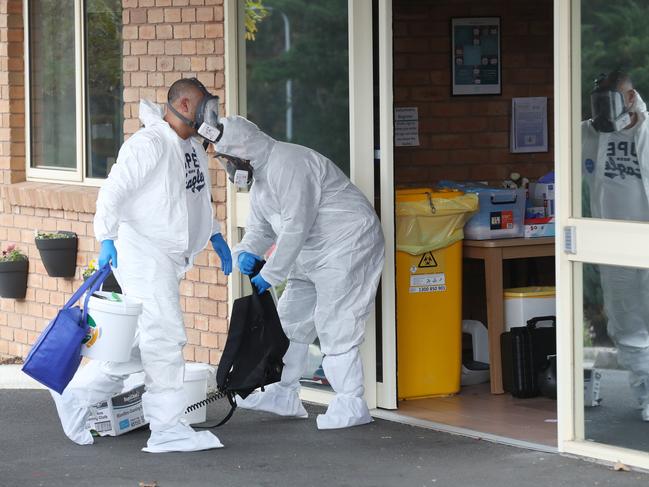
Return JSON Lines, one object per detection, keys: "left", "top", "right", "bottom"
{"left": 555, "top": 0, "right": 649, "bottom": 469}
{"left": 222, "top": 0, "right": 397, "bottom": 409}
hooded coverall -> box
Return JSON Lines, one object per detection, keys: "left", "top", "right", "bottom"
{"left": 583, "top": 92, "right": 649, "bottom": 419}
{"left": 51, "top": 100, "right": 223, "bottom": 451}
{"left": 216, "top": 116, "right": 385, "bottom": 429}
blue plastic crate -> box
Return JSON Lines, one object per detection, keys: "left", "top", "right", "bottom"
{"left": 438, "top": 182, "right": 526, "bottom": 240}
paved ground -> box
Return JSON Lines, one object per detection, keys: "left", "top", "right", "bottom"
{"left": 586, "top": 369, "right": 649, "bottom": 451}
{"left": 1, "top": 390, "right": 648, "bottom": 487}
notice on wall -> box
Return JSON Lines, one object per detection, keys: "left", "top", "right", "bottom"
{"left": 451, "top": 17, "right": 501, "bottom": 95}
{"left": 395, "top": 107, "right": 420, "bottom": 147}
{"left": 510, "top": 97, "right": 548, "bottom": 153}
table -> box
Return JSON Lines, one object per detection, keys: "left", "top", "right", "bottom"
{"left": 462, "top": 237, "right": 555, "bottom": 394}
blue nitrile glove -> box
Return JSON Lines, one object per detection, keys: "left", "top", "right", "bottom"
{"left": 237, "top": 252, "right": 262, "bottom": 275}
{"left": 210, "top": 233, "right": 232, "bottom": 276}
{"left": 98, "top": 240, "right": 117, "bottom": 268}
{"left": 251, "top": 273, "right": 271, "bottom": 295}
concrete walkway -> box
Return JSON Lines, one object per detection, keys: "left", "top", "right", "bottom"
{"left": 1, "top": 389, "right": 647, "bottom": 487}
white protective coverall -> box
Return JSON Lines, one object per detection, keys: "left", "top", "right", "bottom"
{"left": 215, "top": 116, "right": 385, "bottom": 430}
{"left": 582, "top": 92, "right": 649, "bottom": 419}
{"left": 51, "top": 99, "right": 223, "bottom": 452}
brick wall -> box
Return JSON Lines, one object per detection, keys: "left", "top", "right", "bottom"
{"left": 0, "top": 0, "right": 24, "bottom": 187}
{"left": 0, "top": 0, "right": 229, "bottom": 365}
{"left": 393, "top": 0, "right": 554, "bottom": 186}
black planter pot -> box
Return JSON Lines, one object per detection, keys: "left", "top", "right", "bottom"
{"left": 35, "top": 231, "right": 78, "bottom": 278}
{"left": 0, "top": 259, "right": 28, "bottom": 299}
{"left": 84, "top": 270, "right": 122, "bottom": 294}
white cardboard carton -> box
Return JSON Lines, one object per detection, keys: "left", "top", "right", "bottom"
{"left": 86, "top": 383, "right": 148, "bottom": 436}
{"left": 528, "top": 182, "right": 555, "bottom": 217}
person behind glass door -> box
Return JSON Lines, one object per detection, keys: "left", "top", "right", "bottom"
{"left": 582, "top": 69, "right": 649, "bottom": 420}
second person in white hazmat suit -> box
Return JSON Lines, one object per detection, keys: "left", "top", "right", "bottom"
{"left": 582, "top": 70, "right": 649, "bottom": 421}
{"left": 215, "top": 116, "right": 385, "bottom": 430}
{"left": 50, "top": 79, "right": 232, "bottom": 452}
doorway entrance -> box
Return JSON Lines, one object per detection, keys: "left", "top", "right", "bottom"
{"left": 388, "top": 0, "right": 558, "bottom": 450}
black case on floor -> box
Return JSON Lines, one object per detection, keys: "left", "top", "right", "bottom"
{"left": 501, "top": 316, "right": 556, "bottom": 398}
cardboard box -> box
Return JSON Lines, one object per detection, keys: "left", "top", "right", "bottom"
{"left": 584, "top": 367, "right": 602, "bottom": 407}
{"left": 86, "top": 383, "right": 148, "bottom": 436}
{"left": 524, "top": 217, "right": 555, "bottom": 238}
{"left": 528, "top": 182, "right": 555, "bottom": 218}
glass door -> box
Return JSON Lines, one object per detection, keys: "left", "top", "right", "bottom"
{"left": 557, "top": 0, "right": 649, "bottom": 468}
{"left": 224, "top": 0, "right": 395, "bottom": 409}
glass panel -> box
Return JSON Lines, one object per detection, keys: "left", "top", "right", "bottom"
{"left": 29, "top": 0, "right": 76, "bottom": 170}
{"left": 85, "top": 0, "right": 123, "bottom": 179}
{"left": 582, "top": 262, "right": 649, "bottom": 451}
{"left": 243, "top": 0, "right": 350, "bottom": 175}
{"left": 579, "top": 0, "right": 649, "bottom": 222}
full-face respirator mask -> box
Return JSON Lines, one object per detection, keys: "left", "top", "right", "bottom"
{"left": 166, "top": 78, "right": 224, "bottom": 144}
{"left": 590, "top": 72, "right": 633, "bottom": 133}
{"left": 216, "top": 154, "right": 254, "bottom": 189}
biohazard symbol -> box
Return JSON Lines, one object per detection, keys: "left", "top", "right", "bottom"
{"left": 418, "top": 252, "right": 438, "bottom": 268}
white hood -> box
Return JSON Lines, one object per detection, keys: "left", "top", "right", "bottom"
{"left": 632, "top": 90, "right": 648, "bottom": 125}
{"left": 139, "top": 99, "right": 166, "bottom": 128}
{"left": 214, "top": 116, "right": 276, "bottom": 171}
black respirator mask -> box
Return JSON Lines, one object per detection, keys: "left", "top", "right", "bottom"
{"left": 217, "top": 154, "right": 254, "bottom": 189}
{"left": 590, "top": 74, "right": 633, "bottom": 133}
{"left": 166, "top": 78, "right": 224, "bottom": 144}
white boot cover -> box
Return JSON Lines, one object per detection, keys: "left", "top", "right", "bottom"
{"left": 50, "top": 361, "right": 126, "bottom": 445}
{"left": 316, "top": 347, "right": 372, "bottom": 430}
{"left": 142, "top": 421, "right": 223, "bottom": 453}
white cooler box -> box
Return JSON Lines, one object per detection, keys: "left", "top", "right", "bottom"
{"left": 504, "top": 286, "right": 556, "bottom": 331}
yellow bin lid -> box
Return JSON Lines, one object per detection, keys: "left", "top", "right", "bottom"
{"left": 504, "top": 286, "right": 556, "bottom": 298}
{"left": 396, "top": 187, "right": 464, "bottom": 203}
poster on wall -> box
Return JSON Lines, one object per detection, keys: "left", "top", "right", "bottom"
{"left": 451, "top": 17, "right": 501, "bottom": 96}
{"left": 510, "top": 97, "right": 548, "bottom": 153}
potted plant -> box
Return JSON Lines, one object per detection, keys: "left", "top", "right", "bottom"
{"left": 0, "top": 244, "right": 29, "bottom": 299}
{"left": 82, "top": 259, "right": 122, "bottom": 294}
{"left": 35, "top": 231, "right": 78, "bottom": 277}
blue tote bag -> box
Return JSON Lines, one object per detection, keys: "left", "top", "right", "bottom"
{"left": 22, "top": 264, "right": 113, "bottom": 393}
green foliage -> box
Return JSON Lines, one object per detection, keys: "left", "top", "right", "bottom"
{"left": 245, "top": 0, "right": 270, "bottom": 40}
{"left": 581, "top": 0, "right": 649, "bottom": 117}
{"left": 245, "top": 0, "right": 350, "bottom": 174}
{"left": 0, "top": 244, "right": 27, "bottom": 263}
{"left": 35, "top": 231, "right": 75, "bottom": 240}
{"left": 83, "top": 259, "right": 99, "bottom": 279}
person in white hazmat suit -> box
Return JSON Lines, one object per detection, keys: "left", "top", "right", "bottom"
{"left": 50, "top": 78, "right": 232, "bottom": 452}
{"left": 582, "top": 70, "right": 649, "bottom": 421}
{"left": 214, "top": 116, "right": 385, "bottom": 430}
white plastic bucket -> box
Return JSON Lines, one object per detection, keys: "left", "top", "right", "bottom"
{"left": 81, "top": 291, "right": 142, "bottom": 362}
{"left": 504, "top": 286, "right": 556, "bottom": 331}
{"left": 183, "top": 362, "right": 215, "bottom": 425}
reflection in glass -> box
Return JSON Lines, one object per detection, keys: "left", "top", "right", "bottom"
{"left": 29, "top": 0, "right": 76, "bottom": 170}
{"left": 583, "top": 263, "right": 649, "bottom": 451}
{"left": 580, "top": 1, "right": 649, "bottom": 223}
{"left": 580, "top": 1, "right": 649, "bottom": 452}
{"left": 244, "top": 0, "right": 350, "bottom": 175}
{"left": 85, "top": 0, "right": 123, "bottom": 179}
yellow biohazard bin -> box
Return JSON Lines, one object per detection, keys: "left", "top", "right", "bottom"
{"left": 396, "top": 188, "right": 478, "bottom": 400}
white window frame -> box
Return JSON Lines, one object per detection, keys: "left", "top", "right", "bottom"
{"left": 556, "top": 0, "right": 649, "bottom": 469}
{"left": 24, "top": 0, "right": 116, "bottom": 186}
{"left": 223, "top": 0, "right": 396, "bottom": 409}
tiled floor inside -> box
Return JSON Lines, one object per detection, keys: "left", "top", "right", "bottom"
{"left": 398, "top": 382, "right": 558, "bottom": 447}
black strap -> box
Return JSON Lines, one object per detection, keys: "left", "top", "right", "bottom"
{"left": 191, "top": 392, "right": 238, "bottom": 429}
